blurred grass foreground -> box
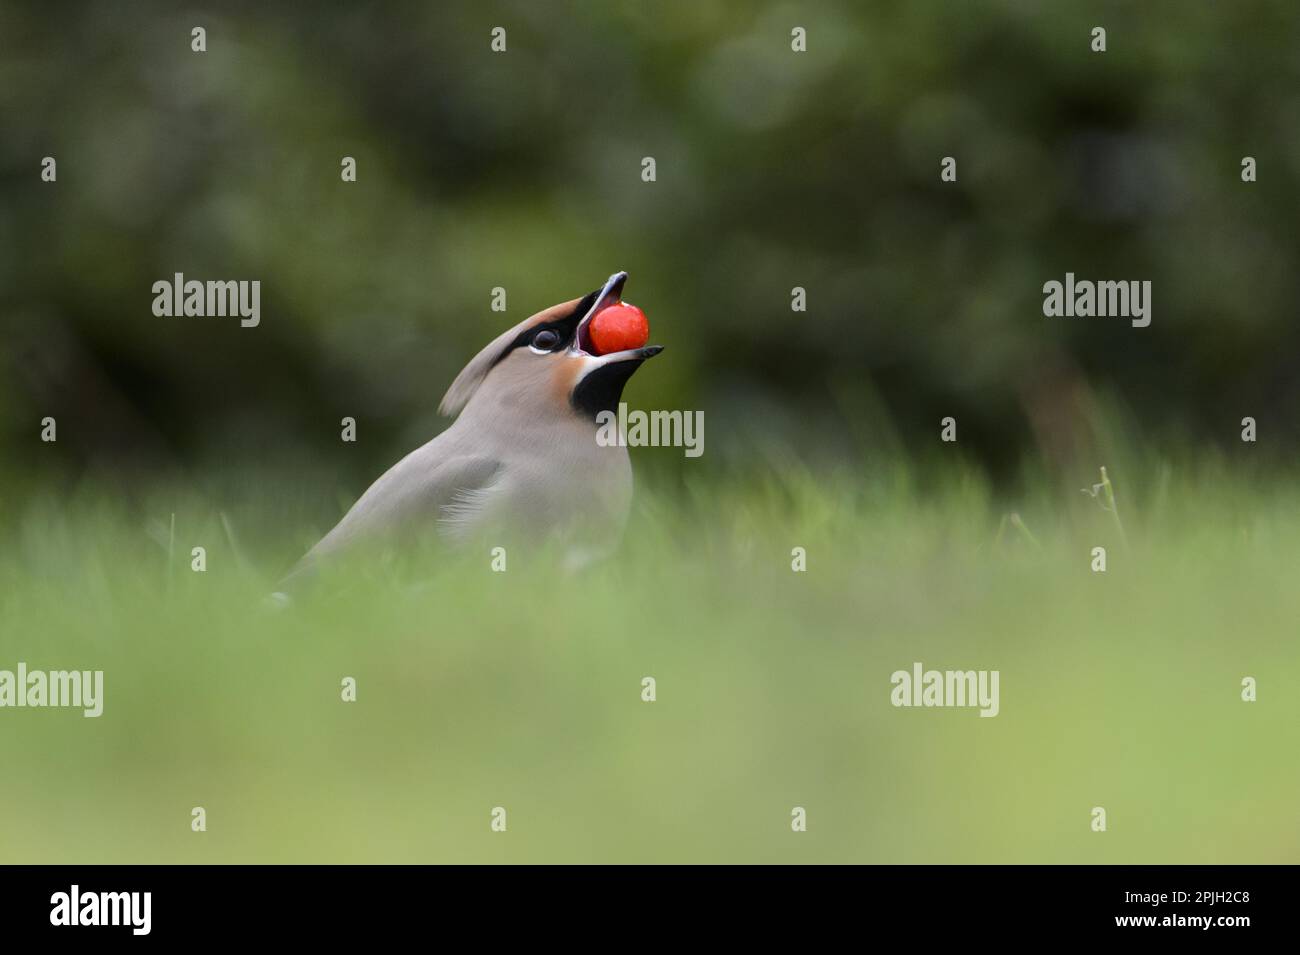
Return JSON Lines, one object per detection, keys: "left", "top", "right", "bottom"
{"left": 1, "top": 459, "right": 1296, "bottom": 864}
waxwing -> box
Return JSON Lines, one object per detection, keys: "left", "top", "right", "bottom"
{"left": 280, "top": 271, "right": 660, "bottom": 590}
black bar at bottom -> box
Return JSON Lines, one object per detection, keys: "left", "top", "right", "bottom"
{"left": 0, "top": 864, "right": 1285, "bottom": 940}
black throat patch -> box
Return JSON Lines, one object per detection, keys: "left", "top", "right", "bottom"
{"left": 571, "top": 359, "right": 645, "bottom": 421}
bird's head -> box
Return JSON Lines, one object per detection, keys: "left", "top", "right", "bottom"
{"left": 439, "top": 271, "right": 662, "bottom": 422}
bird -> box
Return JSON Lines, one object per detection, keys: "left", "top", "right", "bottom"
{"left": 277, "top": 271, "right": 661, "bottom": 594}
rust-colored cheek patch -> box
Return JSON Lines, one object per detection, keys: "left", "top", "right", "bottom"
{"left": 550, "top": 358, "right": 583, "bottom": 405}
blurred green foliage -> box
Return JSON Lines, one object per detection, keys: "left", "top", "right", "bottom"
{"left": 1, "top": 465, "right": 1297, "bottom": 862}
{"left": 2, "top": 0, "right": 1298, "bottom": 498}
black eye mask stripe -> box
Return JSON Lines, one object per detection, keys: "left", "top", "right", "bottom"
{"left": 489, "top": 289, "right": 601, "bottom": 369}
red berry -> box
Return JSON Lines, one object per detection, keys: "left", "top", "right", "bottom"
{"left": 588, "top": 303, "right": 649, "bottom": 355}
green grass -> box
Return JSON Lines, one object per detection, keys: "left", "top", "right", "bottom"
{"left": 1, "top": 460, "right": 1297, "bottom": 863}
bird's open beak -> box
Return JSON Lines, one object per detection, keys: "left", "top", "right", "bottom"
{"left": 573, "top": 270, "right": 663, "bottom": 364}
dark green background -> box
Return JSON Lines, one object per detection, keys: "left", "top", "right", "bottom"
{"left": 2, "top": 0, "right": 1297, "bottom": 489}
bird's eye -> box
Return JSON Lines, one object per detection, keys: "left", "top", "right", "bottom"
{"left": 531, "top": 328, "right": 561, "bottom": 351}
